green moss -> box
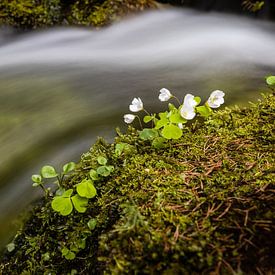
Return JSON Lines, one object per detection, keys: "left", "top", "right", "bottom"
{"left": 1, "top": 93, "right": 274, "bottom": 274}
{"left": 0, "top": 0, "right": 156, "bottom": 29}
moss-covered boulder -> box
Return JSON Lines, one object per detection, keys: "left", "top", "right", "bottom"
{"left": 0, "top": 0, "right": 156, "bottom": 29}
{"left": 0, "top": 93, "right": 274, "bottom": 274}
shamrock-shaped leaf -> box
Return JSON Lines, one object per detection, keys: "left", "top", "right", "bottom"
{"left": 89, "top": 169, "right": 100, "bottom": 180}
{"left": 63, "top": 162, "right": 76, "bottom": 174}
{"left": 161, "top": 124, "right": 182, "bottom": 139}
{"left": 41, "top": 165, "right": 58, "bottom": 178}
{"left": 32, "top": 174, "right": 42, "bottom": 184}
{"left": 76, "top": 179, "right": 97, "bottom": 199}
{"left": 169, "top": 112, "right": 187, "bottom": 124}
{"left": 139, "top": 128, "right": 159, "bottom": 140}
{"left": 97, "top": 156, "right": 107, "bottom": 165}
{"left": 168, "top": 103, "right": 177, "bottom": 111}
{"left": 97, "top": 165, "right": 114, "bottom": 177}
{"left": 143, "top": 115, "right": 154, "bottom": 123}
{"left": 62, "top": 247, "right": 76, "bottom": 260}
{"left": 196, "top": 105, "right": 212, "bottom": 117}
{"left": 71, "top": 194, "right": 88, "bottom": 213}
{"left": 266, "top": 75, "right": 275, "bottom": 86}
{"left": 155, "top": 112, "right": 169, "bottom": 129}
{"left": 51, "top": 192, "right": 73, "bottom": 216}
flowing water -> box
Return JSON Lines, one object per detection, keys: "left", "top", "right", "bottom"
{"left": 0, "top": 8, "right": 274, "bottom": 249}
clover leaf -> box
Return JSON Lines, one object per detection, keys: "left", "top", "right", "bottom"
{"left": 196, "top": 105, "right": 212, "bottom": 117}
{"left": 71, "top": 194, "right": 88, "bottom": 213}
{"left": 63, "top": 162, "right": 76, "bottom": 174}
{"left": 97, "top": 156, "right": 107, "bottom": 165}
{"left": 97, "top": 165, "right": 114, "bottom": 177}
{"left": 266, "top": 75, "right": 275, "bottom": 86}
{"left": 41, "top": 165, "right": 58, "bottom": 178}
{"left": 139, "top": 128, "right": 159, "bottom": 140}
{"left": 89, "top": 169, "right": 100, "bottom": 180}
{"left": 161, "top": 124, "right": 182, "bottom": 139}
{"left": 51, "top": 189, "right": 74, "bottom": 216}
{"left": 76, "top": 179, "right": 97, "bottom": 199}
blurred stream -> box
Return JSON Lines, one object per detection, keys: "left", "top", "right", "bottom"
{"left": 0, "top": 8, "right": 274, "bottom": 249}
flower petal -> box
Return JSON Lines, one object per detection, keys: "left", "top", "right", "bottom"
{"left": 159, "top": 88, "right": 172, "bottom": 102}
{"left": 124, "top": 114, "right": 135, "bottom": 124}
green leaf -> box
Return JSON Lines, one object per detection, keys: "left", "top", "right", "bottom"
{"left": 152, "top": 137, "right": 166, "bottom": 149}
{"left": 115, "top": 143, "right": 126, "bottom": 156}
{"left": 77, "top": 239, "right": 86, "bottom": 249}
{"left": 89, "top": 169, "right": 100, "bottom": 180}
{"left": 196, "top": 105, "right": 212, "bottom": 117}
{"left": 55, "top": 187, "right": 66, "bottom": 196}
{"left": 62, "top": 189, "right": 74, "bottom": 198}
{"left": 169, "top": 112, "right": 187, "bottom": 124}
{"left": 6, "top": 243, "right": 15, "bottom": 252}
{"left": 42, "top": 252, "right": 50, "bottom": 261}
{"left": 168, "top": 103, "right": 177, "bottom": 111}
{"left": 62, "top": 162, "right": 76, "bottom": 174}
{"left": 155, "top": 112, "right": 169, "bottom": 129}
{"left": 76, "top": 179, "right": 97, "bottom": 199}
{"left": 62, "top": 248, "right": 75, "bottom": 260}
{"left": 194, "top": 96, "right": 201, "bottom": 105}
{"left": 31, "top": 174, "right": 42, "bottom": 184}
{"left": 97, "top": 156, "right": 107, "bottom": 165}
{"left": 71, "top": 194, "right": 88, "bottom": 213}
{"left": 139, "top": 128, "right": 159, "bottom": 140}
{"left": 97, "top": 165, "right": 114, "bottom": 177}
{"left": 143, "top": 115, "right": 153, "bottom": 123}
{"left": 161, "top": 124, "right": 182, "bottom": 139}
{"left": 266, "top": 75, "right": 275, "bottom": 86}
{"left": 41, "top": 165, "right": 58, "bottom": 178}
{"left": 87, "top": 218, "right": 97, "bottom": 230}
{"left": 51, "top": 196, "right": 73, "bottom": 216}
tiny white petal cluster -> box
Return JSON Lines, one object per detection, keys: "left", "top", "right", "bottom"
{"left": 207, "top": 90, "right": 225, "bottom": 108}
{"left": 159, "top": 88, "right": 172, "bottom": 102}
{"left": 124, "top": 114, "right": 135, "bottom": 124}
{"left": 180, "top": 93, "right": 198, "bottom": 120}
{"left": 129, "top": 97, "right": 143, "bottom": 112}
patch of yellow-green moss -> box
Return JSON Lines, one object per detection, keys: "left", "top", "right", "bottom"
{"left": 0, "top": 0, "right": 157, "bottom": 29}
{"left": 0, "top": 93, "right": 274, "bottom": 274}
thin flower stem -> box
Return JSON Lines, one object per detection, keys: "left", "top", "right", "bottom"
{"left": 173, "top": 96, "right": 181, "bottom": 106}
{"left": 40, "top": 184, "right": 48, "bottom": 197}
{"left": 136, "top": 115, "right": 143, "bottom": 129}
{"left": 143, "top": 109, "right": 151, "bottom": 116}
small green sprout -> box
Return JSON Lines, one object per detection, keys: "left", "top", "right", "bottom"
{"left": 87, "top": 218, "right": 97, "bottom": 230}
{"left": 31, "top": 161, "right": 76, "bottom": 195}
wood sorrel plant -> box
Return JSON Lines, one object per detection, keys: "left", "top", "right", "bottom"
{"left": 32, "top": 156, "right": 114, "bottom": 216}
{"left": 124, "top": 88, "right": 225, "bottom": 147}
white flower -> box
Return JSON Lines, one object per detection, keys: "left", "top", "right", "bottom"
{"left": 159, "top": 88, "right": 172, "bottom": 102}
{"left": 183, "top": 93, "right": 198, "bottom": 108}
{"left": 179, "top": 93, "right": 198, "bottom": 120}
{"left": 124, "top": 114, "right": 135, "bottom": 124}
{"left": 129, "top": 97, "right": 143, "bottom": 112}
{"left": 207, "top": 90, "right": 225, "bottom": 108}
{"left": 178, "top": 123, "right": 183, "bottom": 129}
{"left": 180, "top": 105, "right": 196, "bottom": 120}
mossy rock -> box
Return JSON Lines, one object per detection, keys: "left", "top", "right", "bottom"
{"left": 0, "top": 93, "right": 274, "bottom": 274}
{"left": 0, "top": 0, "right": 157, "bottom": 29}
